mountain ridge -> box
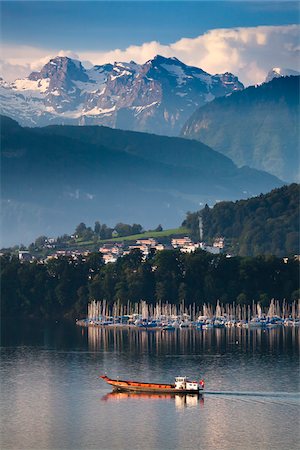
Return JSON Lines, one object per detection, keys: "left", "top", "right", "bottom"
{"left": 181, "top": 75, "right": 300, "bottom": 182}
{"left": 265, "top": 67, "right": 300, "bottom": 83}
{"left": 0, "top": 55, "right": 243, "bottom": 135}
{"left": 1, "top": 115, "right": 282, "bottom": 246}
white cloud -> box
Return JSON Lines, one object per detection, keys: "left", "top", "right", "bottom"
{"left": 1, "top": 25, "right": 299, "bottom": 85}
{"left": 0, "top": 45, "right": 81, "bottom": 80}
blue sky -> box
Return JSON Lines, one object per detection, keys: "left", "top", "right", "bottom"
{"left": 1, "top": 2, "right": 299, "bottom": 84}
{"left": 2, "top": 1, "right": 299, "bottom": 50}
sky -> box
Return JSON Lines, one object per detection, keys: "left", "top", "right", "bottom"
{"left": 1, "top": 1, "right": 299, "bottom": 85}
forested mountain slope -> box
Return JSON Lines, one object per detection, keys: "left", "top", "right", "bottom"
{"left": 183, "top": 184, "right": 299, "bottom": 256}
{"left": 182, "top": 76, "right": 300, "bottom": 182}
{"left": 0, "top": 116, "right": 282, "bottom": 246}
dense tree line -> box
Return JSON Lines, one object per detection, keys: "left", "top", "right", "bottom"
{"left": 75, "top": 221, "right": 144, "bottom": 240}
{"left": 1, "top": 249, "right": 299, "bottom": 319}
{"left": 183, "top": 184, "right": 299, "bottom": 256}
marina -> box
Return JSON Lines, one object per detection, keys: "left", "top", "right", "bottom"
{"left": 77, "top": 298, "right": 300, "bottom": 330}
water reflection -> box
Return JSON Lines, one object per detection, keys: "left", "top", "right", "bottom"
{"left": 175, "top": 393, "right": 204, "bottom": 409}
{"left": 1, "top": 322, "right": 299, "bottom": 450}
{"left": 87, "top": 325, "right": 299, "bottom": 355}
{"left": 101, "top": 391, "right": 204, "bottom": 409}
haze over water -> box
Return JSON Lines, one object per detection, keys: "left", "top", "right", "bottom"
{"left": 1, "top": 322, "right": 299, "bottom": 450}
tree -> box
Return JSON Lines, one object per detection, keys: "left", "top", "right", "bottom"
{"left": 285, "top": 232, "right": 299, "bottom": 255}
{"left": 178, "top": 282, "right": 187, "bottom": 302}
{"left": 75, "top": 223, "right": 87, "bottom": 238}
{"left": 87, "top": 252, "right": 104, "bottom": 277}
{"left": 94, "top": 221, "right": 101, "bottom": 235}
{"left": 119, "top": 249, "right": 143, "bottom": 270}
{"left": 34, "top": 235, "right": 48, "bottom": 248}
{"left": 100, "top": 224, "right": 112, "bottom": 240}
{"left": 115, "top": 223, "right": 132, "bottom": 237}
{"left": 75, "top": 286, "right": 89, "bottom": 315}
{"left": 131, "top": 224, "right": 143, "bottom": 235}
{"left": 115, "top": 281, "right": 128, "bottom": 303}
{"left": 57, "top": 234, "right": 71, "bottom": 244}
{"left": 291, "top": 289, "right": 300, "bottom": 301}
{"left": 82, "top": 227, "right": 94, "bottom": 241}
{"left": 154, "top": 250, "right": 184, "bottom": 303}
{"left": 259, "top": 293, "right": 269, "bottom": 308}
{"left": 89, "top": 274, "right": 103, "bottom": 301}
{"left": 237, "top": 292, "right": 247, "bottom": 305}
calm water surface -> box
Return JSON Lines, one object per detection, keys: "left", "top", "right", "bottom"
{"left": 1, "top": 322, "right": 299, "bottom": 450}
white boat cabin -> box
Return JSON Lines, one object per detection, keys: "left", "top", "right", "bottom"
{"left": 175, "top": 376, "right": 199, "bottom": 390}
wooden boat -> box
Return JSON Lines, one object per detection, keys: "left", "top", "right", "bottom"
{"left": 100, "top": 375, "right": 205, "bottom": 394}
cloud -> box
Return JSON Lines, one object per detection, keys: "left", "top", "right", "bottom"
{"left": 1, "top": 25, "right": 299, "bottom": 85}
{"left": 0, "top": 46, "right": 80, "bottom": 80}
{"left": 83, "top": 25, "right": 299, "bottom": 85}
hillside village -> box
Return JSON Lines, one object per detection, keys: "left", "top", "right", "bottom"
{"left": 17, "top": 236, "right": 225, "bottom": 264}
{"left": 98, "top": 236, "right": 224, "bottom": 264}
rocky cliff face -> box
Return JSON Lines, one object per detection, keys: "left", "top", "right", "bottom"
{"left": 0, "top": 55, "right": 243, "bottom": 135}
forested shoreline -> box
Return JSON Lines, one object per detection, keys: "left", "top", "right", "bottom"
{"left": 183, "top": 184, "right": 299, "bottom": 256}
{"left": 1, "top": 250, "right": 299, "bottom": 319}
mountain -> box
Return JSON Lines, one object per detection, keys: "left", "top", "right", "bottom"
{"left": 265, "top": 67, "right": 300, "bottom": 83}
{"left": 181, "top": 76, "right": 300, "bottom": 182}
{"left": 183, "top": 183, "right": 299, "bottom": 256}
{"left": 0, "top": 116, "right": 282, "bottom": 246}
{"left": 0, "top": 55, "right": 243, "bottom": 136}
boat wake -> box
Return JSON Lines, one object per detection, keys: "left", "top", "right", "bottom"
{"left": 204, "top": 391, "right": 300, "bottom": 407}
{"left": 205, "top": 391, "right": 299, "bottom": 398}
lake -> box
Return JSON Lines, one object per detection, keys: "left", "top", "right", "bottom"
{"left": 1, "top": 322, "right": 299, "bottom": 450}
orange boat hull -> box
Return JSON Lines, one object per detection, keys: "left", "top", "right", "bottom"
{"left": 100, "top": 375, "right": 204, "bottom": 394}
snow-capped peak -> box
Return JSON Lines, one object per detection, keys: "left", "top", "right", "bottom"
{"left": 0, "top": 54, "right": 244, "bottom": 135}
{"left": 265, "top": 67, "right": 300, "bottom": 83}
{"left": 30, "top": 56, "right": 87, "bottom": 79}
{"left": 147, "top": 55, "right": 183, "bottom": 66}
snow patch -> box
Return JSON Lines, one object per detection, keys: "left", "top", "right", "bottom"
{"left": 84, "top": 106, "right": 116, "bottom": 116}
{"left": 110, "top": 70, "right": 132, "bottom": 81}
{"left": 87, "top": 68, "right": 108, "bottom": 84}
{"left": 13, "top": 78, "right": 50, "bottom": 93}
{"left": 160, "top": 64, "right": 187, "bottom": 84}
{"left": 62, "top": 105, "right": 116, "bottom": 118}
{"left": 132, "top": 101, "right": 159, "bottom": 115}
